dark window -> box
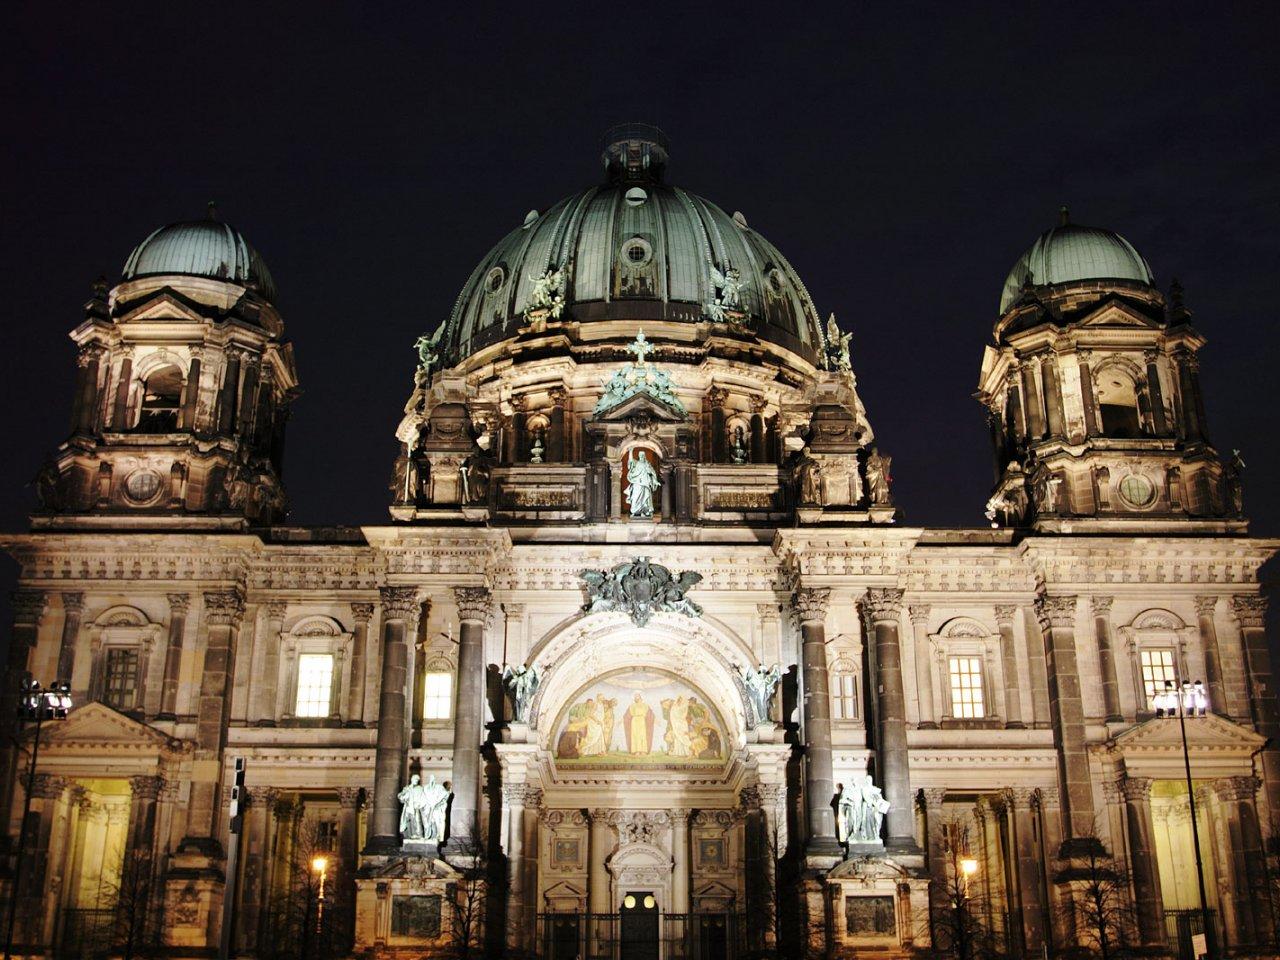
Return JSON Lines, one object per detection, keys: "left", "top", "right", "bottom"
{"left": 391, "top": 895, "right": 441, "bottom": 937}
{"left": 314, "top": 819, "right": 338, "bottom": 852}
{"left": 103, "top": 648, "right": 140, "bottom": 710}
{"left": 136, "top": 365, "right": 184, "bottom": 432}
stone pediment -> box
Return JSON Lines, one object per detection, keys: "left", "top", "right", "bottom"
{"left": 1106, "top": 713, "right": 1265, "bottom": 780}
{"left": 592, "top": 389, "right": 686, "bottom": 423}
{"left": 37, "top": 702, "right": 181, "bottom": 753}
{"left": 117, "top": 290, "right": 210, "bottom": 324}
{"left": 1076, "top": 299, "right": 1161, "bottom": 330}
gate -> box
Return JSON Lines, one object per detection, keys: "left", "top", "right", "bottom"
{"left": 536, "top": 913, "right": 747, "bottom": 959}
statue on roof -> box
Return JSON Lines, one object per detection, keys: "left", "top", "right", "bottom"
{"left": 413, "top": 326, "right": 445, "bottom": 385}
{"left": 824, "top": 314, "right": 853, "bottom": 373}
{"left": 525, "top": 266, "right": 566, "bottom": 321}
{"left": 705, "top": 264, "right": 743, "bottom": 322}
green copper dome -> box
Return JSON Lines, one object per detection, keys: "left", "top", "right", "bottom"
{"left": 440, "top": 127, "right": 825, "bottom": 364}
{"left": 122, "top": 215, "right": 277, "bottom": 302}
{"left": 999, "top": 216, "right": 1154, "bottom": 314}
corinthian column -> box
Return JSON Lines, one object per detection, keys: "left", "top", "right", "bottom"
{"left": 1121, "top": 776, "right": 1165, "bottom": 946}
{"left": 451, "top": 586, "right": 492, "bottom": 846}
{"left": 1232, "top": 595, "right": 1280, "bottom": 815}
{"left": 158, "top": 593, "right": 190, "bottom": 719}
{"left": 2, "top": 592, "right": 46, "bottom": 846}
{"left": 909, "top": 604, "right": 936, "bottom": 728}
{"left": 1194, "top": 596, "right": 1227, "bottom": 715}
{"left": 794, "top": 588, "right": 840, "bottom": 856}
{"left": 864, "top": 588, "right": 915, "bottom": 849}
{"left": 346, "top": 603, "right": 375, "bottom": 726}
{"left": 994, "top": 605, "right": 1025, "bottom": 728}
{"left": 1035, "top": 594, "right": 1100, "bottom": 854}
{"left": 1090, "top": 596, "right": 1122, "bottom": 722}
{"left": 55, "top": 592, "right": 84, "bottom": 684}
{"left": 367, "top": 587, "right": 420, "bottom": 852}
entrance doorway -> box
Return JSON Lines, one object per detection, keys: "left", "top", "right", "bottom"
{"left": 620, "top": 892, "right": 658, "bottom": 960}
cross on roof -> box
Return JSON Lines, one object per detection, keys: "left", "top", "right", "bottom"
{"left": 627, "top": 330, "right": 652, "bottom": 366}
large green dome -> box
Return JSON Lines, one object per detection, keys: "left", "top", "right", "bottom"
{"left": 122, "top": 215, "right": 277, "bottom": 302}
{"left": 999, "top": 216, "right": 1153, "bottom": 314}
{"left": 440, "top": 126, "right": 825, "bottom": 365}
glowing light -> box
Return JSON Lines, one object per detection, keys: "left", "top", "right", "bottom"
{"left": 960, "top": 858, "right": 979, "bottom": 877}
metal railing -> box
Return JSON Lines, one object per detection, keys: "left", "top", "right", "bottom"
{"left": 535, "top": 913, "right": 748, "bottom": 960}
{"left": 1164, "top": 908, "right": 1219, "bottom": 960}
{"left": 59, "top": 908, "right": 115, "bottom": 957}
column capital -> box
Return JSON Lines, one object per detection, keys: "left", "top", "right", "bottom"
{"left": 1006, "top": 786, "right": 1036, "bottom": 810}
{"left": 203, "top": 590, "right": 245, "bottom": 626}
{"left": 11, "top": 590, "right": 48, "bottom": 626}
{"left": 756, "top": 602, "right": 780, "bottom": 622}
{"left": 920, "top": 788, "right": 947, "bottom": 810}
{"left": 751, "top": 395, "right": 769, "bottom": 415}
{"left": 863, "top": 588, "right": 904, "bottom": 624}
{"left": 264, "top": 599, "right": 288, "bottom": 622}
{"left": 757, "top": 783, "right": 787, "bottom": 807}
{"left": 502, "top": 602, "right": 526, "bottom": 621}
{"left": 167, "top": 592, "right": 192, "bottom": 615}
{"left": 548, "top": 387, "right": 567, "bottom": 408}
{"left": 1231, "top": 594, "right": 1267, "bottom": 628}
{"left": 61, "top": 591, "right": 85, "bottom": 615}
{"left": 706, "top": 386, "right": 729, "bottom": 409}
{"left": 1035, "top": 786, "right": 1060, "bottom": 811}
{"left": 1120, "top": 776, "right": 1153, "bottom": 803}
{"left": 993, "top": 604, "right": 1018, "bottom": 626}
{"left": 379, "top": 586, "right": 421, "bottom": 619}
{"left": 1212, "top": 775, "right": 1260, "bottom": 803}
{"left": 907, "top": 603, "right": 931, "bottom": 626}
{"left": 454, "top": 586, "right": 494, "bottom": 627}
{"left": 129, "top": 775, "right": 163, "bottom": 800}
{"left": 1193, "top": 595, "right": 1219, "bottom": 618}
{"left": 350, "top": 602, "right": 375, "bottom": 625}
{"left": 1089, "top": 595, "right": 1114, "bottom": 617}
{"left": 337, "top": 786, "right": 363, "bottom": 808}
{"left": 1035, "top": 594, "right": 1078, "bottom": 630}
{"left": 792, "top": 588, "right": 830, "bottom": 626}
{"left": 31, "top": 773, "right": 69, "bottom": 799}
{"left": 247, "top": 786, "right": 281, "bottom": 808}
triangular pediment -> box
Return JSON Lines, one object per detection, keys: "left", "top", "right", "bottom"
{"left": 1109, "top": 712, "right": 1265, "bottom": 755}
{"left": 1076, "top": 299, "right": 1161, "bottom": 330}
{"left": 36, "top": 702, "right": 179, "bottom": 752}
{"left": 593, "top": 390, "right": 686, "bottom": 423}
{"left": 117, "top": 289, "right": 211, "bottom": 324}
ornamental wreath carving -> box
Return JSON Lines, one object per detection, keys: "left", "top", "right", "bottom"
{"left": 580, "top": 557, "right": 702, "bottom": 627}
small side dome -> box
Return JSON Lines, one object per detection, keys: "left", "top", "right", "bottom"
{"left": 122, "top": 211, "right": 277, "bottom": 302}
{"left": 999, "top": 211, "right": 1153, "bottom": 314}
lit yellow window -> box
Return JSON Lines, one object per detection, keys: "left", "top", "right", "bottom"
{"left": 948, "top": 656, "right": 985, "bottom": 718}
{"left": 831, "top": 667, "right": 858, "bottom": 720}
{"left": 423, "top": 671, "right": 453, "bottom": 720}
{"left": 295, "top": 654, "right": 334, "bottom": 717}
{"left": 1140, "top": 649, "right": 1177, "bottom": 707}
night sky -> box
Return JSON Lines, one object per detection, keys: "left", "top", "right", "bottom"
{"left": 3, "top": 3, "right": 1278, "bottom": 562}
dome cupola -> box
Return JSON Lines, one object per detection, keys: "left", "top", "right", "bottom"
{"left": 122, "top": 205, "right": 278, "bottom": 302}
{"left": 998, "top": 208, "right": 1153, "bottom": 314}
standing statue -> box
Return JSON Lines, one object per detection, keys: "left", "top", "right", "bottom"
{"left": 1223, "top": 449, "right": 1245, "bottom": 515}
{"left": 413, "top": 327, "right": 444, "bottom": 384}
{"left": 502, "top": 664, "right": 540, "bottom": 723}
{"left": 824, "top": 314, "right": 853, "bottom": 373}
{"left": 865, "top": 451, "right": 892, "bottom": 504}
{"left": 837, "top": 778, "right": 891, "bottom": 845}
{"left": 626, "top": 450, "right": 661, "bottom": 519}
{"left": 741, "top": 664, "right": 783, "bottom": 723}
{"left": 399, "top": 774, "right": 451, "bottom": 844}
{"left": 730, "top": 425, "right": 748, "bottom": 464}
{"left": 459, "top": 454, "right": 491, "bottom": 505}
{"left": 530, "top": 431, "right": 545, "bottom": 464}
{"left": 796, "top": 448, "right": 823, "bottom": 506}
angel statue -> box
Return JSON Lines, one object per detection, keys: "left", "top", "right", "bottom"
{"left": 711, "top": 264, "right": 743, "bottom": 310}
{"left": 626, "top": 450, "right": 661, "bottom": 519}
{"left": 526, "top": 267, "right": 566, "bottom": 320}
{"left": 837, "top": 777, "right": 890, "bottom": 845}
{"left": 824, "top": 314, "right": 853, "bottom": 373}
{"left": 413, "top": 326, "right": 444, "bottom": 384}
{"left": 742, "top": 664, "right": 783, "bottom": 723}
{"left": 502, "top": 664, "right": 540, "bottom": 723}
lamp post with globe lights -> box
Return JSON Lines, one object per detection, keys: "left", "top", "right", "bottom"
{"left": 3, "top": 679, "right": 72, "bottom": 960}
{"left": 1153, "top": 678, "right": 1216, "bottom": 960}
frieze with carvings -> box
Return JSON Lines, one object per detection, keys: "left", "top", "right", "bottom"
{"left": 580, "top": 558, "right": 703, "bottom": 627}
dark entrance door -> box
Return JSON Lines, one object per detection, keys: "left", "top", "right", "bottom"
{"left": 698, "top": 913, "right": 729, "bottom": 960}
{"left": 620, "top": 893, "right": 659, "bottom": 960}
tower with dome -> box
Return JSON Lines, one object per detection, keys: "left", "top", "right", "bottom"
{"left": 1, "top": 128, "right": 1276, "bottom": 959}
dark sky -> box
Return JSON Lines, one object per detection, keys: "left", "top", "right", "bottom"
{"left": 3, "top": 2, "right": 1278, "bottom": 547}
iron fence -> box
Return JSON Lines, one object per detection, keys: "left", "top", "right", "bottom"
{"left": 536, "top": 912, "right": 748, "bottom": 960}
{"left": 1164, "top": 908, "right": 1219, "bottom": 960}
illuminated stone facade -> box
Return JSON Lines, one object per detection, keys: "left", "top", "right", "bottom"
{"left": 2, "top": 130, "right": 1276, "bottom": 958}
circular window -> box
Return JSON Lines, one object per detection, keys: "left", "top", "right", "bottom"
{"left": 624, "top": 186, "right": 648, "bottom": 207}
{"left": 621, "top": 237, "right": 652, "bottom": 268}
{"left": 485, "top": 267, "right": 505, "bottom": 293}
{"left": 767, "top": 268, "right": 786, "bottom": 295}
{"left": 123, "top": 469, "right": 163, "bottom": 504}
{"left": 1117, "top": 473, "right": 1156, "bottom": 509}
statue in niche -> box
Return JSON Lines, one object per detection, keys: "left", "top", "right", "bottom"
{"left": 837, "top": 778, "right": 890, "bottom": 845}
{"left": 1223, "top": 449, "right": 1245, "bottom": 515}
{"left": 796, "top": 448, "right": 823, "bottom": 506}
{"left": 459, "top": 454, "right": 491, "bottom": 505}
{"left": 399, "top": 774, "right": 450, "bottom": 844}
{"left": 529, "top": 430, "right": 545, "bottom": 464}
{"left": 502, "top": 664, "right": 540, "bottom": 723}
{"left": 626, "top": 450, "right": 660, "bottom": 519}
{"left": 730, "top": 425, "right": 748, "bottom": 464}
{"left": 742, "top": 664, "right": 783, "bottom": 723}
{"left": 865, "top": 450, "right": 892, "bottom": 504}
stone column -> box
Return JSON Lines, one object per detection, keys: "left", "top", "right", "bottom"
{"left": 336, "top": 787, "right": 362, "bottom": 948}
{"left": 1077, "top": 354, "right": 1098, "bottom": 436}
{"left": 993, "top": 605, "right": 1025, "bottom": 729}
{"left": 111, "top": 351, "right": 134, "bottom": 428}
{"left": 1090, "top": 596, "right": 1122, "bottom": 722}
{"left": 180, "top": 351, "right": 202, "bottom": 430}
{"left": 254, "top": 600, "right": 287, "bottom": 726}
{"left": 1232, "top": 596, "right": 1280, "bottom": 815}
{"left": 19, "top": 773, "right": 68, "bottom": 943}
{"left": 1213, "top": 775, "right": 1265, "bottom": 947}
{"left": 517, "top": 787, "right": 541, "bottom": 947}
{"left": 909, "top": 604, "right": 936, "bottom": 728}
{"left": 1143, "top": 350, "right": 1168, "bottom": 435}
{"left": 1194, "top": 596, "right": 1227, "bottom": 716}
{"left": 921, "top": 788, "right": 949, "bottom": 937}
{"left": 239, "top": 786, "right": 279, "bottom": 952}
{"left": 708, "top": 387, "right": 728, "bottom": 462}
{"left": 671, "top": 808, "right": 690, "bottom": 913}
{"left": 1035, "top": 595, "right": 1099, "bottom": 852}
{"left": 183, "top": 590, "right": 244, "bottom": 850}
{"left": 1040, "top": 354, "right": 1065, "bottom": 438}
{"left": 1019, "top": 607, "right": 1051, "bottom": 728}
{"left": 367, "top": 587, "right": 419, "bottom": 851}
{"left": 1007, "top": 787, "right": 1045, "bottom": 956}
{"left": 750, "top": 397, "right": 767, "bottom": 463}
{"left": 1120, "top": 776, "right": 1166, "bottom": 947}
{"left": 73, "top": 349, "right": 101, "bottom": 433}
{"left": 346, "top": 603, "right": 374, "bottom": 726}
{"left": 548, "top": 388, "right": 566, "bottom": 462}
{"left": 54, "top": 592, "right": 84, "bottom": 684}
{"left": 864, "top": 588, "right": 915, "bottom": 848}
{"left": 502, "top": 783, "right": 529, "bottom": 951}
{"left": 217, "top": 349, "right": 242, "bottom": 435}
{"left": 451, "top": 587, "right": 491, "bottom": 846}
{"left": 3, "top": 593, "right": 46, "bottom": 830}
{"left": 235, "top": 354, "right": 260, "bottom": 437}
{"left": 158, "top": 593, "right": 190, "bottom": 719}
{"left": 588, "top": 810, "right": 612, "bottom": 913}
{"left": 1020, "top": 359, "right": 1046, "bottom": 439}
{"left": 125, "top": 774, "right": 163, "bottom": 854}
{"left": 794, "top": 588, "right": 840, "bottom": 855}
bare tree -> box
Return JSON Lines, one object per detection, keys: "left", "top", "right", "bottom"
{"left": 929, "top": 819, "right": 1009, "bottom": 960}
{"left": 261, "top": 818, "right": 351, "bottom": 960}
{"left": 743, "top": 808, "right": 782, "bottom": 958}
{"left": 445, "top": 831, "right": 502, "bottom": 960}
{"left": 1055, "top": 834, "right": 1137, "bottom": 960}
{"left": 110, "top": 848, "right": 157, "bottom": 960}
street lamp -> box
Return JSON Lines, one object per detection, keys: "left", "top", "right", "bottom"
{"left": 1153, "top": 679, "right": 1216, "bottom": 960}
{"left": 312, "top": 855, "right": 329, "bottom": 929}
{"left": 3, "top": 679, "right": 73, "bottom": 960}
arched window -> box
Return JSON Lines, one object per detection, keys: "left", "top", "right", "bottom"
{"left": 136, "top": 364, "right": 184, "bottom": 432}
{"left": 422, "top": 658, "right": 455, "bottom": 720}
{"left": 830, "top": 656, "right": 859, "bottom": 720}
{"left": 1096, "top": 371, "right": 1142, "bottom": 438}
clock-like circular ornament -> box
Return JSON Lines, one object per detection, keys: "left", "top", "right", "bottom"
{"left": 123, "top": 469, "right": 163, "bottom": 504}
{"left": 1117, "top": 473, "right": 1156, "bottom": 509}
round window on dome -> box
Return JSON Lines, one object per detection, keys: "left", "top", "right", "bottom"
{"left": 1117, "top": 473, "right": 1156, "bottom": 509}
{"left": 486, "top": 268, "right": 505, "bottom": 293}
{"left": 624, "top": 186, "right": 648, "bottom": 207}
{"left": 767, "top": 268, "right": 786, "bottom": 296}
{"left": 621, "top": 238, "right": 652, "bottom": 268}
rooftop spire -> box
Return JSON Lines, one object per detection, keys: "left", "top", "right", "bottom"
{"left": 601, "top": 123, "right": 669, "bottom": 184}
{"left": 206, "top": 200, "right": 219, "bottom": 222}
{"left": 1059, "top": 205, "right": 1070, "bottom": 226}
